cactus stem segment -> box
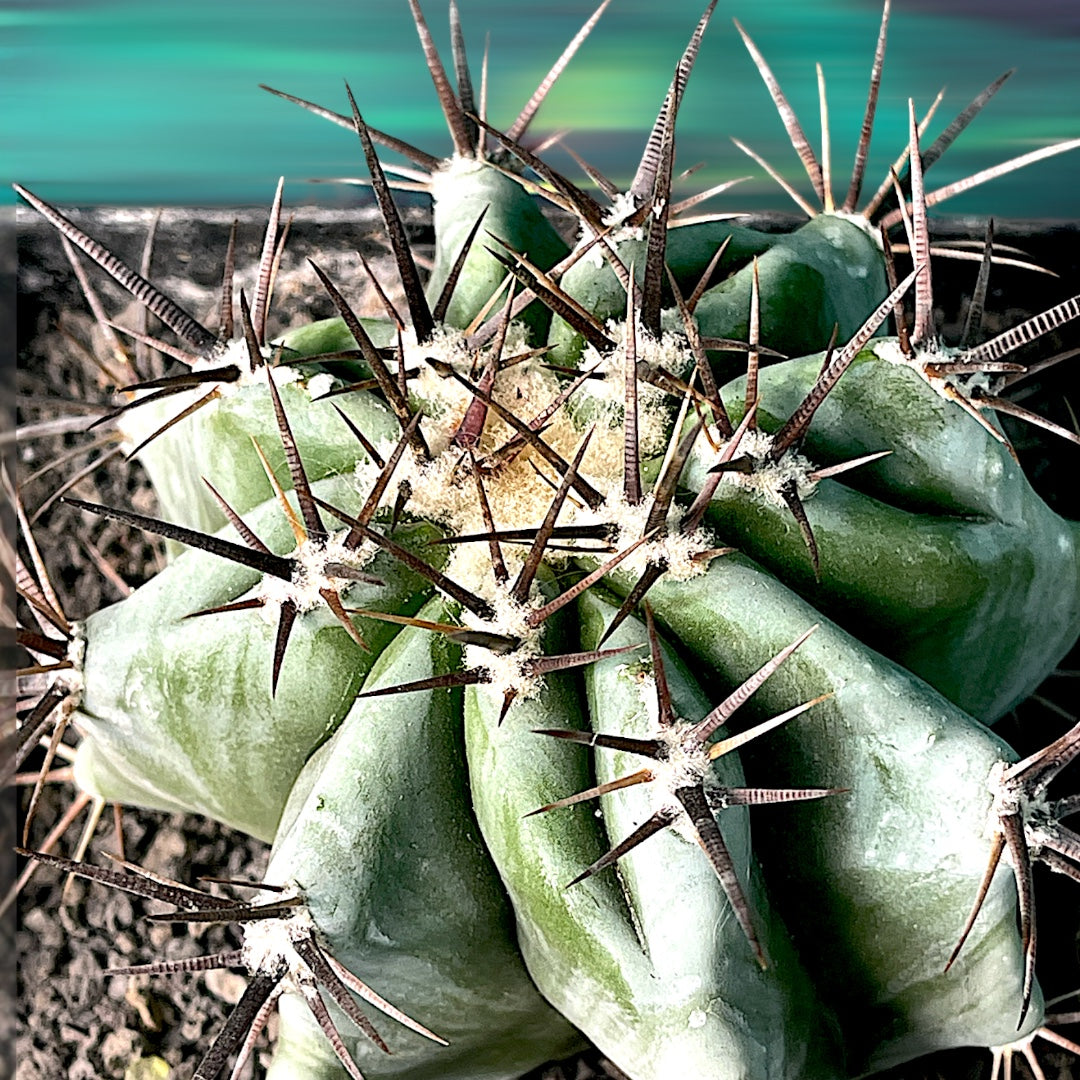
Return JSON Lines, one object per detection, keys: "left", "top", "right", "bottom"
{"left": 689, "top": 258, "right": 923, "bottom": 573}
{"left": 876, "top": 170, "right": 1080, "bottom": 447}
{"left": 737, "top": 0, "right": 1079, "bottom": 246}
{"left": 433, "top": 205, "right": 489, "bottom": 327}
{"left": 61, "top": 477, "right": 385, "bottom": 692}
{"left": 485, "top": 244, "right": 613, "bottom": 355}
{"left": 744, "top": 259, "right": 762, "bottom": 426}
{"left": 533, "top": 617, "right": 836, "bottom": 965}
{"left": 949, "top": 717, "right": 1080, "bottom": 1028}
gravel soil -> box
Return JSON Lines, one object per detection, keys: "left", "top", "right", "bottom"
{"left": 13, "top": 203, "right": 1080, "bottom": 1080}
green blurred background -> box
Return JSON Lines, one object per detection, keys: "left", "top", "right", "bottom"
{"left": 6, "top": 0, "right": 1079, "bottom": 216}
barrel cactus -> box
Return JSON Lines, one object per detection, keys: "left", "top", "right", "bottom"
{"left": 14, "top": 2, "right": 1080, "bottom": 1079}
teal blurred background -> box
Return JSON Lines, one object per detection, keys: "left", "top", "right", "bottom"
{"left": 6, "top": 0, "right": 1079, "bottom": 216}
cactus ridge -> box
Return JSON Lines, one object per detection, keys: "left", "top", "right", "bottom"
{"left": 948, "top": 716, "right": 1080, "bottom": 1028}
{"left": 735, "top": 3, "right": 1080, "bottom": 233}
{"left": 872, "top": 117, "right": 1080, "bottom": 453}
{"left": 531, "top": 607, "right": 840, "bottom": 970}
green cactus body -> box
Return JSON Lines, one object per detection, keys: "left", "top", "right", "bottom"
{"left": 277, "top": 313, "right": 397, "bottom": 360}
{"left": 273, "top": 162, "right": 571, "bottom": 370}
{"left": 16, "top": 2, "right": 1080, "bottom": 1078}
{"left": 120, "top": 372, "right": 398, "bottom": 535}
{"left": 687, "top": 214, "right": 888, "bottom": 382}
{"left": 463, "top": 592, "right": 841, "bottom": 1080}
{"left": 689, "top": 346, "right": 1080, "bottom": 720}
{"left": 610, "top": 556, "right": 1041, "bottom": 1073}
{"left": 544, "top": 219, "right": 784, "bottom": 367}
{"left": 264, "top": 598, "right": 584, "bottom": 1079}
{"left": 545, "top": 213, "right": 886, "bottom": 377}
{"left": 72, "top": 475, "right": 439, "bottom": 841}
{"left": 427, "top": 157, "right": 570, "bottom": 338}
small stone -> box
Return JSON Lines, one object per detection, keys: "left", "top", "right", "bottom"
{"left": 114, "top": 932, "right": 137, "bottom": 956}
{"left": 204, "top": 968, "right": 247, "bottom": 1006}
{"left": 147, "top": 925, "right": 171, "bottom": 950}
{"left": 22, "top": 906, "right": 63, "bottom": 949}
{"left": 69, "top": 1059, "right": 97, "bottom": 1080}
{"left": 101, "top": 1029, "right": 141, "bottom": 1072}
{"left": 142, "top": 828, "right": 187, "bottom": 878}
{"left": 124, "top": 979, "right": 161, "bottom": 1031}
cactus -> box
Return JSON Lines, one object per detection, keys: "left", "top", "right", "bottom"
{"left": 14, "top": 2, "right": 1080, "bottom": 1079}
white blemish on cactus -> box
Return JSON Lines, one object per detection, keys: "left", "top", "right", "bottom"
{"left": 57, "top": 625, "right": 87, "bottom": 703}
{"left": 239, "top": 888, "right": 317, "bottom": 978}
{"left": 114, "top": 343, "right": 307, "bottom": 452}
{"left": 577, "top": 321, "right": 688, "bottom": 454}
{"left": 655, "top": 725, "right": 714, "bottom": 791}
{"left": 874, "top": 338, "right": 996, "bottom": 398}
{"left": 986, "top": 757, "right": 1054, "bottom": 858}
{"left": 427, "top": 154, "right": 490, "bottom": 202}
{"left": 466, "top": 640, "right": 545, "bottom": 702}
{"left": 574, "top": 194, "right": 647, "bottom": 264}
{"left": 256, "top": 531, "right": 379, "bottom": 618}
{"left": 461, "top": 584, "right": 547, "bottom": 702}
{"left": 593, "top": 489, "right": 709, "bottom": 582}
{"left": 818, "top": 213, "right": 881, "bottom": 247}
{"left": 218, "top": 338, "right": 299, "bottom": 391}
{"left": 304, "top": 372, "right": 335, "bottom": 401}
{"left": 707, "top": 428, "right": 819, "bottom": 508}
{"left": 601, "top": 192, "right": 638, "bottom": 230}
{"left": 627, "top": 667, "right": 715, "bottom": 825}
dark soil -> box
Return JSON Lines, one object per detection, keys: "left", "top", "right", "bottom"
{"left": 14, "top": 202, "right": 1080, "bottom": 1080}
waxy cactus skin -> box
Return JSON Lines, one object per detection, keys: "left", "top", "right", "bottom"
{"left": 614, "top": 557, "right": 1041, "bottom": 1073}
{"left": 264, "top": 599, "right": 586, "bottom": 1079}
{"left": 14, "top": 2, "right": 1080, "bottom": 1078}
{"left": 70, "top": 475, "right": 441, "bottom": 842}
{"left": 682, "top": 348, "right": 1080, "bottom": 722}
